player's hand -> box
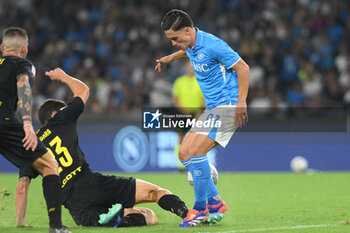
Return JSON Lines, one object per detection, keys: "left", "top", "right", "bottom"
{"left": 235, "top": 101, "right": 248, "bottom": 128}
{"left": 155, "top": 56, "right": 173, "bottom": 72}
{"left": 45, "top": 68, "right": 67, "bottom": 82}
{"left": 22, "top": 124, "right": 38, "bottom": 151}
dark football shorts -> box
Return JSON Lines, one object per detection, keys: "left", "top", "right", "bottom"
{"left": 64, "top": 171, "right": 136, "bottom": 226}
{"left": 0, "top": 122, "right": 48, "bottom": 168}
{"left": 19, "top": 166, "right": 40, "bottom": 179}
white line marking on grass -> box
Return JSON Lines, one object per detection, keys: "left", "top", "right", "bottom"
{"left": 198, "top": 224, "right": 338, "bottom": 233}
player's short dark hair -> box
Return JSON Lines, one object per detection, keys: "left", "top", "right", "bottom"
{"left": 38, "top": 99, "right": 66, "bottom": 125}
{"left": 2, "top": 27, "right": 28, "bottom": 41}
{"left": 161, "top": 9, "right": 193, "bottom": 31}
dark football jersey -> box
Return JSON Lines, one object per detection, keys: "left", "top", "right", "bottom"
{"left": 0, "top": 56, "right": 35, "bottom": 121}
{"left": 36, "top": 97, "right": 89, "bottom": 202}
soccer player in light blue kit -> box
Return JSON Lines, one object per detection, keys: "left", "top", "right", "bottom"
{"left": 155, "top": 10, "right": 250, "bottom": 227}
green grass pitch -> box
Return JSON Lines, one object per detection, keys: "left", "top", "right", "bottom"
{"left": 1, "top": 172, "right": 350, "bottom": 233}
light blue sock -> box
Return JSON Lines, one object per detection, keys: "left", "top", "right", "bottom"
{"left": 207, "top": 178, "right": 220, "bottom": 205}
{"left": 181, "top": 158, "right": 220, "bottom": 205}
{"left": 181, "top": 159, "right": 194, "bottom": 177}
{"left": 191, "top": 155, "right": 211, "bottom": 211}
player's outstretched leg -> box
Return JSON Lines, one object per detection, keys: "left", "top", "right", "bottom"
{"left": 135, "top": 179, "right": 188, "bottom": 219}
{"left": 33, "top": 153, "right": 71, "bottom": 233}
{"left": 179, "top": 133, "right": 218, "bottom": 227}
{"left": 182, "top": 158, "right": 227, "bottom": 225}
{"left": 180, "top": 155, "right": 211, "bottom": 227}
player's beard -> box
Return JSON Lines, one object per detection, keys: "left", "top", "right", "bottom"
{"left": 176, "top": 42, "right": 188, "bottom": 51}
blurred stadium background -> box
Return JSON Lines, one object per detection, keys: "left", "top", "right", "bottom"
{"left": 0, "top": 0, "right": 350, "bottom": 173}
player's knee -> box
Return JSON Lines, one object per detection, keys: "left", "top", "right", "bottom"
{"left": 148, "top": 214, "right": 158, "bottom": 226}
{"left": 188, "top": 144, "right": 201, "bottom": 157}
{"left": 178, "top": 146, "right": 190, "bottom": 161}
{"left": 37, "top": 156, "right": 59, "bottom": 176}
{"left": 145, "top": 209, "right": 158, "bottom": 226}
{"left": 49, "top": 157, "right": 59, "bottom": 169}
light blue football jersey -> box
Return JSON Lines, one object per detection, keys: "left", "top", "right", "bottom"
{"left": 186, "top": 28, "right": 241, "bottom": 109}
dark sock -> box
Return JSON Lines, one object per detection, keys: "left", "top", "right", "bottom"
{"left": 158, "top": 194, "right": 188, "bottom": 218}
{"left": 43, "top": 175, "right": 62, "bottom": 229}
{"left": 120, "top": 214, "right": 147, "bottom": 227}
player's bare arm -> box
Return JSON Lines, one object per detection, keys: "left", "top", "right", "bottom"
{"left": 17, "top": 74, "right": 37, "bottom": 151}
{"left": 231, "top": 59, "right": 250, "bottom": 128}
{"left": 45, "top": 68, "right": 90, "bottom": 104}
{"left": 155, "top": 50, "right": 187, "bottom": 72}
{"left": 16, "top": 176, "right": 31, "bottom": 227}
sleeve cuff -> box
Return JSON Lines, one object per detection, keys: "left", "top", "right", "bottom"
{"left": 228, "top": 58, "right": 241, "bottom": 69}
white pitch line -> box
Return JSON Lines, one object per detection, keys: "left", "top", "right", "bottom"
{"left": 197, "top": 224, "right": 338, "bottom": 233}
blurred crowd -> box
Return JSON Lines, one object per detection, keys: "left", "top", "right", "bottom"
{"left": 1, "top": 0, "right": 350, "bottom": 115}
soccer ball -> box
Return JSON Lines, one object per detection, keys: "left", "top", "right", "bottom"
{"left": 290, "top": 156, "right": 308, "bottom": 173}
{"left": 187, "top": 163, "right": 218, "bottom": 187}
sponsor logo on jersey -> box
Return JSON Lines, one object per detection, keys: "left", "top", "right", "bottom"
{"left": 191, "top": 61, "right": 209, "bottom": 72}
{"left": 61, "top": 166, "right": 82, "bottom": 188}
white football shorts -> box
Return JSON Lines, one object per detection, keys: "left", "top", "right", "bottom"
{"left": 190, "top": 104, "right": 237, "bottom": 147}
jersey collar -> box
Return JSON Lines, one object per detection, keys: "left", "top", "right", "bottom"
{"left": 195, "top": 28, "right": 203, "bottom": 47}
{"left": 189, "top": 27, "right": 203, "bottom": 51}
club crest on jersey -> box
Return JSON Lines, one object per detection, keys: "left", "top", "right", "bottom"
{"left": 197, "top": 52, "right": 205, "bottom": 61}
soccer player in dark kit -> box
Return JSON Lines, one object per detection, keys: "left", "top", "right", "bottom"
{"left": 16, "top": 68, "right": 189, "bottom": 228}
{"left": 0, "top": 27, "right": 70, "bottom": 233}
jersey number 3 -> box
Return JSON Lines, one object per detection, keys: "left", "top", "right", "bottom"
{"left": 46, "top": 136, "right": 73, "bottom": 174}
